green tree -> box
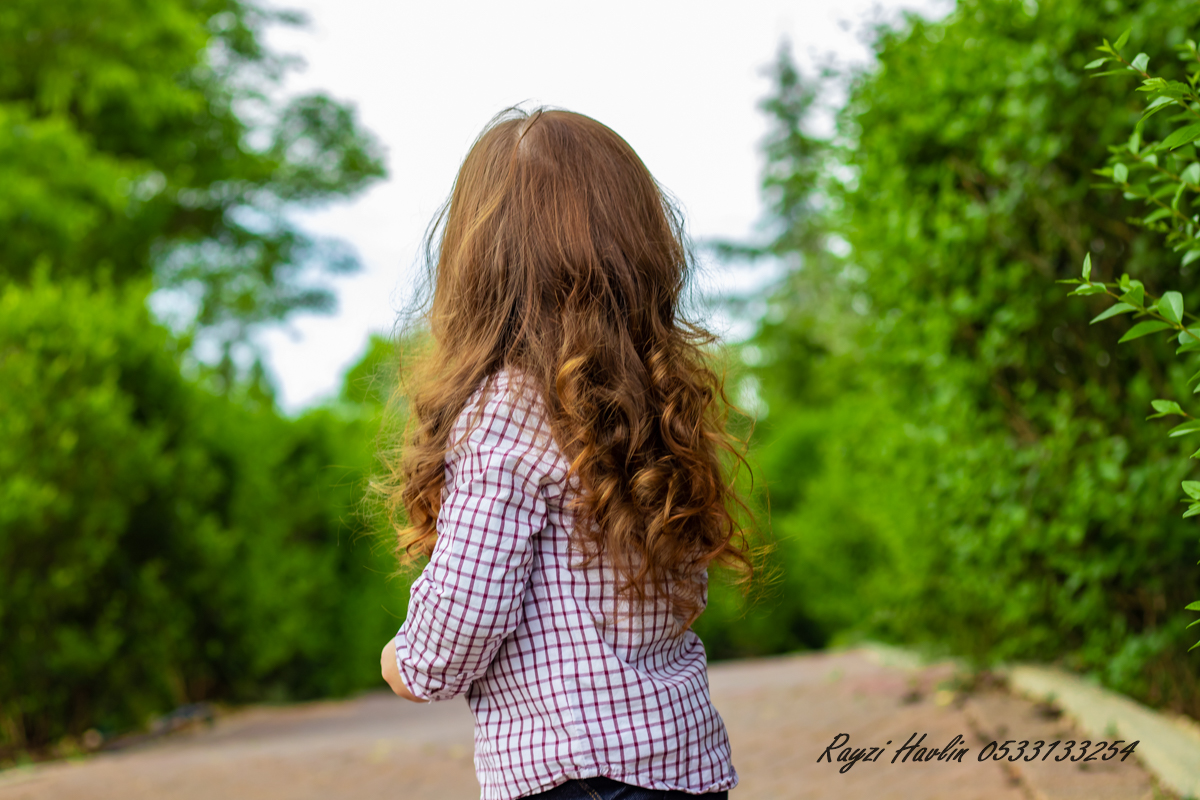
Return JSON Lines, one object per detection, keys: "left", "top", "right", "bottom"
{"left": 0, "top": 0, "right": 401, "bottom": 755}
{"left": 736, "top": 0, "right": 1200, "bottom": 715}
{"left": 0, "top": 0, "right": 385, "bottom": 365}
{"left": 0, "top": 275, "right": 404, "bottom": 753}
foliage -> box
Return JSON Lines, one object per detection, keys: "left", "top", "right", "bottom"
{"left": 0, "top": 275, "right": 404, "bottom": 753}
{"left": 1063, "top": 32, "right": 1200, "bottom": 647}
{"left": 340, "top": 334, "right": 402, "bottom": 407}
{"left": 0, "top": 0, "right": 385, "bottom": 363}
{"left": 723, "top": 0, "right": 1200, "bottom": 716}
{"left": 0, "top": 0, "right": 401, "bottom": 758}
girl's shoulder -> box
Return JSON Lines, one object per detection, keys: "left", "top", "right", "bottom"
{"left": 449, "top": 367, "right": 564, "bottom": 479}
{"left": 455, "top": 367, "right": 543, "bottom": 433}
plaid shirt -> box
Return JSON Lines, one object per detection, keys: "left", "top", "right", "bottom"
{"left": 394, "top": 369, "right": 737, "bottom": 800}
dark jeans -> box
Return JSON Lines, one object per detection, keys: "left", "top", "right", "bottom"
{"left": 523, "top": 776, "right": 728, "bottom": 800}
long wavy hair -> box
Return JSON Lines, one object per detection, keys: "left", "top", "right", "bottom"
{"left": 379, "top": 107, "right": 752, "bottom": 628}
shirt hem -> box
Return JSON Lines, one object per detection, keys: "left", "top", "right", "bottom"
{"left": 503, "top": 765, "right": 738, "bottom": 800}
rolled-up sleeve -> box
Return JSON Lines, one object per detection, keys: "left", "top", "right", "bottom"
{"left": 394, "top": 387, "right": 548, "bottom": 702}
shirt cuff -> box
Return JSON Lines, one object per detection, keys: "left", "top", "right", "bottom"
{"left": 393, "top": 626, "right": 435, "bottom": 702}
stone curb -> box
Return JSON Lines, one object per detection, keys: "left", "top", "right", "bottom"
{"left": 1001, "top": 664, "right": 1200, "bottom": 800}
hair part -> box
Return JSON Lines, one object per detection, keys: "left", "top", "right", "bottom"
{"left": 378, "top": 106, "right": 753, "bottom": 628}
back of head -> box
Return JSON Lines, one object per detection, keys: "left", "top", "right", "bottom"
{"left": 388, "top": 107, "right": 751, "bottom": 628}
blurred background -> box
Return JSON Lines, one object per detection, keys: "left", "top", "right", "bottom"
{"left": 3, "top": 0, "right": 1199, "bottom": 764}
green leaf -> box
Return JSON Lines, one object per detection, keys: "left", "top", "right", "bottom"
{"left": 1160, "top": 291, "right": 1184, "bottom": 323}
{"left": 1056, "top": 279, "right": 1083, "bottom": 285}
{"left": 1145, "top": 95, "right": 1176, "bottom": 112}
{"left": 1173, "top": 182, "right": 1187, "bottom": 209}
{"left": 1161, "top": 123, "right": 1200, "bottom": 150}
{"left": 1120, "top": 284, "right": 1145, "bottom": 307}
{"left": 1090, "top": 302, "right": 1137, "bottom": 323}
{"left": 1184, "top": 250, "right": 1200, "bottom": 267}
{"left": 1113, "top": 162, "right": 1129, "bottom": 183}
{"left": 1131, "top": 53, "right": 1150, "bottom": 73}
{"left": 1179, "top": 328, "right": 1200, "bottom": 345}
{"left": 1114, "top": 28, "right": 1132, "bottom": 50}
{"left": 1168, "top": 419, "right": 1200, "bottom": 437}
{"left": 1138, "top": 97, "right": 1175, "bottom": 130}
{"left": 1082, "top": 252, "right": 1092, "bottom": 280}
{"left": 1118, "top": 320, "right": 1172, "bottom": 342}
{"left": 1176, "top": 340, "right": 1200, "bottom": 355}
{"left": 1071, "top": 284, "right": 1109, "bottom": 296}
{"left": 1149, "top": 399, "right": 1186, "bottom": 419}
{"left": 1154, "top": 185, "right": 1179, "bottom": 202}
{"left": 1085, "top": 58, "right": 1110, "bottom": 69}
{"left": 1183, "top": 481, "right": 1200, "bottom": 499}
{"left": 1183, "top": 163, "right": 1200, "bottom": 184}
{"left": 1187, "top": 601, "right": 1200, "bottom": 611}
{"left": 1183, "top": 504, "right": 1200, "bottom": 518}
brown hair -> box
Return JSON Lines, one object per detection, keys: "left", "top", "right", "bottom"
{"left": 380, "top": 107, "right": 752, "bottom": 628}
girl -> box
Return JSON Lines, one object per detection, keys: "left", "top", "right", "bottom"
{"left": 378, "top": 107, "right": 751, "bottom": 800}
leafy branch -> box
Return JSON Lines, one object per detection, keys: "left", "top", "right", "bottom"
{"left": 1072, "top": 30, "right": 1200, "bottom": 648}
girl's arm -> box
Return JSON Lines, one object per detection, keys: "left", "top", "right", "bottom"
{"left": 390, "top": 387, "right": 549, "bottom": 702}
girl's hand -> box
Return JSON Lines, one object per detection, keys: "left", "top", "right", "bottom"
{"left": 381, "top": 636, "right": 427, "bottom": 702}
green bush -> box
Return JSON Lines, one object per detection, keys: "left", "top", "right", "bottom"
{"left": 717, "top": 0, "right": 1200, "bottom": 716}
{"left": 0, "top": 276, "right": 403, "bottom": 751}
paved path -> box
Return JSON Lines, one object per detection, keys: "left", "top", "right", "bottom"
{"left": 0, "top": 649, "right": 1165, "bottom": 799}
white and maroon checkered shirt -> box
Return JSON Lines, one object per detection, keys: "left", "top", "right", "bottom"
{"left": 394, "top": 369, "right": 737, "bottom": 800}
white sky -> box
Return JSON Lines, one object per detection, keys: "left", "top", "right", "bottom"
{"left": 255, "top": 0, "right": 950, "bottom": 412}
